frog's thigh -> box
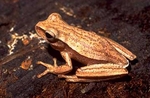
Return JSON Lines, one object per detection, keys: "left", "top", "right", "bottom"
{"left": 76, "top": 63, "right": 128, "bottom": 77}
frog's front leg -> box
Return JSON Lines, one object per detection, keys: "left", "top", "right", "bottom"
{"left": 59, "top": 63, "right": 128, "bottom": 82}
{"left": 37, "top": 52, "right": 72, "bottom": 78}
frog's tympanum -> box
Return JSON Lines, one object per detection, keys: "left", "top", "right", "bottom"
{"left": 35, "top": 13, "right": 136, "bottom": 82}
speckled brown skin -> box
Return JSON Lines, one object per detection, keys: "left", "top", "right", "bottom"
{"left": 35, "top": 13, "right": 136, "bottom": 82}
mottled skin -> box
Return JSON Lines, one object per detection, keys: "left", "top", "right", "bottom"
{"left": 35, "top": 13, "right": 136, "bottom": 82}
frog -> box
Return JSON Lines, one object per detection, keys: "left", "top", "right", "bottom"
{"left": 35, "top": 13, "right": 136, "bottom": 82}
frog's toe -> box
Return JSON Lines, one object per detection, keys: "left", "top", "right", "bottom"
{"left": 37, "top": 61, "right": 57, "bottom": 78}
{"left": 37, "top": 61, "right": 54, "bottom": 68}
{"left": 58, "top": 74, "right": 77, "bottom": 78}
{"left": 37, "top": 69, "right": 50, "bottom": 78}
{"left": 36, "top": 61, "right": 43, "bottom": 65}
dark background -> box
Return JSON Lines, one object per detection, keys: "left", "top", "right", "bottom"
{"left": 0, "top": 0, "right": 150, "bottom": 98}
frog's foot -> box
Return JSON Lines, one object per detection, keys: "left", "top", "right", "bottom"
{"left": 56, "top": 63, "right": 128, "bottom": 82}
{"left": 37, "top": 58, "right": 57, "bottom": 78}
{"left": 37, "top": 58, "right": 72, "bottom": 78}
{"left": 58, "top": 74, "right": 90, "bottom": 82}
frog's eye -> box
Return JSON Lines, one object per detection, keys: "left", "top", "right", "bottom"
{"left": 45, "top": 31, "right": 57, "bottom": 43}
{"left": 45, "top": 30, "right": 55, "bottom": 38}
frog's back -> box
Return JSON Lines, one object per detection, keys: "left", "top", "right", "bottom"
{"left": 57, "top": 25, "right": 122, "bottom": 63}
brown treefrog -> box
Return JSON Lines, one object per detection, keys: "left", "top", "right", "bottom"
{"left": 35, "top": 13, "right": 136, "bottom": 82}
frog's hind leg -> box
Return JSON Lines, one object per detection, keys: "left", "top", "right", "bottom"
{"left": 58, "top": 63, "right": 128, "bottom": 82}
{"left": 104, "top": 37, "right": 136, "bottom": 60}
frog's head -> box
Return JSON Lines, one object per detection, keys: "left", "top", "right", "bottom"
{"left": 35, "top": 13, "right": 62, "bottom": 43}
